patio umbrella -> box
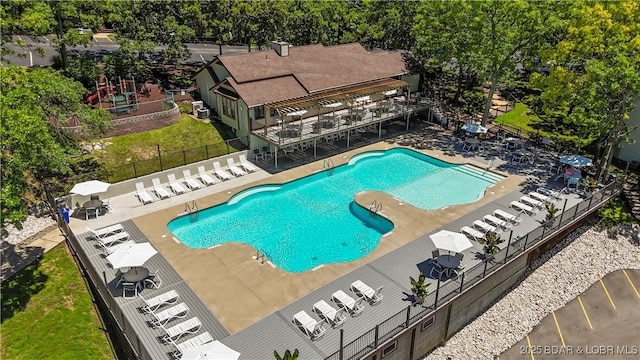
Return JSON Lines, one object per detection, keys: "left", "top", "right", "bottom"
{"left": 429, "top": 230, "right": 474, "bottom": 253}
{"left": 180, "top": 340, "right": 241, "bottom": 360}
{"left": 323, "top": 102, "right": 343, "bottom": 118}
{"left": 383, "top": 89, "right": 397, "bottom": 96}
{"left": 462, "top": 123, "right": 488, "bottom": 135}
{"left": 70, "top": 180, "right": 111, "bottom": 196}
{"left": 559, "top": 154, "right": 593, "bottom": 167}
{"left": 106, "top": 242, "right": 158, "bottom": 269}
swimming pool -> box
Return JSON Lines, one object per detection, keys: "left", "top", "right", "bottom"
{"left": 168, "top": 148, "right": 502, "bottom": 272}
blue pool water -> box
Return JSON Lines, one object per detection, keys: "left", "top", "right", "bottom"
{"left": 168, "top": 148, "right": 502, "bottom": 272}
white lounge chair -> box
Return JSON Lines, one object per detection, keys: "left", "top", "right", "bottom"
{"left": 537, "top": 187, "right": 564, "bottom": 200}
{"left": 312, "top": 300, "right": 346, "bottom": 328}
{"left": 226, "top": 158, "right": 247, "bottom": 176}
{"left": 103, "top": 240, "right": 136, "bottom": 256}
{"left": 150, "top": 302, "right": 189, "bottom": 328}
{"left": 161, "top": 317, "right": 202, "bottom": 343}
{"left": 172, "top": 332, "right": 213, "bottom": 358}
{"left": 238, "top": 154, "right": 257, "bottom": 172}
{"left": 331, "top": 290, "right": 364, "bottom": 317}
{"left": 135, "top": 182, "right": 154, "bottom": 205}
{"left": 494, "top": 209, "right": 522, "bottom": 224}
{"left": 350, "top": 280, "right": 383, "bottom": 305}
{"left": 461, "top": 226, "right": 485, "bottom": 241}
{"left": 197, "top": 166, "right": 217, "bottom": 186}
{"left": 483, "top": 214, "right": 510, "bottom": 229}
{"left": 292, "top": 310, "right": 327, "bottom": 340}
{"left": 528, "top": 191, "right": 551, "bottom": 204}
{"left": 167, "top": 173, "right": 187, "bottom": 195}
{"left": 510, "top": 201, "right": 537, "bottom": 215}
{"left": 520, "top": 195, "right": 543, "bottom": 209}
{"left": 97, "top": 231, "right": 130, "bottom": 248}
{"left": 472, "top": 220, "right": 497, "bottom": 234}
{"left": 213, "top": 161, "right": 233, "bottom": 181}
{"left": 140, "top": 289, "right": 180, "bottom": 313}
{"left": 86, "top": 224, "right": 124, "bottom": 239}
{"left": 151, "top": 178, "right": 171, "bottom": 199}
{"left": 182, "top": 170, "right": 201, "bottom": 190}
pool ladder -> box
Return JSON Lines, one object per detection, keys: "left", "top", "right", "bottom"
{"left": 369, "top": 200, "right": 382, "bottom": 214}
{"left": 253, "top": 250, "right": 268, "bottom": 264}
{"left": 185, "top": 200, "right": 199, "bottom": 222}
{"left": 323, "top": 158, "right": 335, "bottom": 175}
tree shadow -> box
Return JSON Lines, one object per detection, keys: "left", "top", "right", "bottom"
{"left": 1, "top": 244, "right": 48, "bottom": 322}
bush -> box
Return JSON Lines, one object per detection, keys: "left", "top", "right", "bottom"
{"left": 598, "top": 197, "right": 637, "bottom": 229}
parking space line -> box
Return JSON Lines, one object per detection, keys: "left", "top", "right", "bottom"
{"left": 526, "top": 335, "right": 535, "bottom": 360}
{"left": 622, "top": 269, "right": 640, "bottom": 297}
{"left": 552, "top": 311, "right": 566, "bottom": 347}
{"left": 17, "top": 35, "right": 22, "bottom": 41}
{"left": 577, "top": 296, "right": 593, "bottom": 329}
{"left": 43, "top": 36, "right": 49, "bottom": 42}
{"left": 599, "top": 278, "right": 617, "bottom": 309}
{"left": 200, "top": 54, "right": 205, "bottom": 61}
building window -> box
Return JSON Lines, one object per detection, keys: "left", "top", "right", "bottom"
{"left": 421, "top": 316, "right": 435, "bottom": 332}
{"left": 382, "top": 341, "right": 397, "bottom": 357}
{"left": 222, "top": 96, "right": 236, "bottom": 119}
{"left": 254, "top": 105, "right": 265, "bottom": 119}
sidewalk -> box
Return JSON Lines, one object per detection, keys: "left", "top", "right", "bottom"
{"left": 0, "top": 226, "right": 66, "bottom": 281}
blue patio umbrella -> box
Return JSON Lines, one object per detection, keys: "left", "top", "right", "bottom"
{"left": 559, "top": 154, "right": 593, "bottom": 167}
{"left": 462, "top": 123, "right": 488, "bottom": 134}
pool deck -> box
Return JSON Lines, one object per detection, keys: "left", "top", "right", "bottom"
{"left": 68, "top": 125, "right": 583, "bottom": 358}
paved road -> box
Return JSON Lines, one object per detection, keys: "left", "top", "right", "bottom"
{"left": 2, "top": 34, "right": 253, "bottom": 67}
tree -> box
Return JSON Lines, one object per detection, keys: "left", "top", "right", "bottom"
{"left": 533, "top": 1, "right": 640, "bottom": 181}
{"left": 0, "top": 66, "right": 111, "bottom": 227}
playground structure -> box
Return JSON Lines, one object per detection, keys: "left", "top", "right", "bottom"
{"left": 87, "top": 77, "right": 140, "bottom": 114}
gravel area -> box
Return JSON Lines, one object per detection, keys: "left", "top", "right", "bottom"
{"left": 1, "top": 215, "right": 57, "bottom": 245}
{"left": 425, "top": 223, "right": 640, "bottom": 360}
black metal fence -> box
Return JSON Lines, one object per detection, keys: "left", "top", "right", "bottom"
{"left": 324, "top": 179, "right": 622, "bottom": 360}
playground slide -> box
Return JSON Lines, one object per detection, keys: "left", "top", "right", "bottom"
{"left": 87, "top": 87, "right": 110, "bottom": 105}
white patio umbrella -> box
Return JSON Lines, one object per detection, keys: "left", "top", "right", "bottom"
{"left": 106, "top": 242, "right": 158, "bottom": 269}
{"left": 383, "top": 89, "right": 397, "bottom": 96}
{"left": 323, "top": 102, "right": 343, "bottom": 118}
{"left": 354, "top": 95, "right": 370, "bottom": 104}
{"left": 70, "top": 180, "right": 111, "bottom": 196}
{"left": 559, "top": 154, "right": 593, "bottom": 167}
{"left": 462, "top": 123, "right": 488, "bottom": 134}
{"left": 429, "top": 230, "right": 474, "bottom": 253}
{"left": 286, "top": 109, "right": 308, "bottom": 117}
{"left": 180, "top": 340, "right": 241, "bottom": 360}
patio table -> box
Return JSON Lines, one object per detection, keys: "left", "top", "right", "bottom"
{"left": 437, "top": 254, "right": 460, "bottom": 269}
{"left": 124, "top": 267, "right": 149, "bottom": 282}
{"left": 83, "top": 199, "right": 104, "bottom": 209}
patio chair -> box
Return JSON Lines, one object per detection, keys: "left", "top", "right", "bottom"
{"left": 460, "top": 226, "right": 485, "bottom": 242}
{"left": 238, "top": 154, "right": 258, "bottom": 172}
{"left": 520, "top": 195, "right": 543, "bottom": 209}
{"left": 122, "top": 282, "right": 138, "bottom": 299}
{"left": 510, "top": 201, "right": 537, "bottom": 215}
{"left": 262, "top": 146, "right": 273, "bottom": 159}
{"left": 114, "top": 269, "right": 125, "bottom": 288}
{"left": 350, "top": 280, "right": 383, "bottom": 305}
{"left": 140, "top": 289, "right": 179, "bottom": 313}
{"left": 331, "top": 290, "right": 364, "bottom": 317}
{"left": 134, "top": 182, "right": 154, "bottom": 205}
{"left": 171, "top": 332, "right": 213, "bottom": 358}
{"left": 85, "top": 207, "right": 99, "bottom": 220}
{"left": 226, "top": 158, "right": 247, "bottom": 176}
{"left": 292, "top": 310, "right": 327, "bottom": 340}
{"left": 151, "top": 178, "right": 171, "bottom": 200}
{"left": 431, "top": 249, "right": 440, "bottom": 259}
{"left": 182, "top": 170, "right": 202, "bottom": 190}
{"left": 144, "top": 269, "right": 162, "bottom": 289}
{"left": 483, "top": 214, "right": 510, "bottom": 229}
{"left": 494, "top": 209, "right": 522, "bottom": 224}
{"left": 161, "top": 317, "right": 202, "bottom": 343}
{"left": 150, "top": 302, "right": 190, "bottom": 328}
{"left": 86, "top": 224, "right": 124, "bottom": 239}
{"left": 103, "top": 240, "right": 135, "bottom": 256}
{"left": 252, "top": 148, "right": 264, "bottom": 161}
{"left": 167, "top": 173, "right": 187, "bottom": 195}
{"left": 312, "top": 300, "right": 346, "bottom": 328}
{"left": 429, "top": 261, "right": 444, "bottom": 279}
{"left": 197, "top": 166, "right": 217, "bottom": 186}
{"left": 536, "top": 187, "right": 564, "bottom": 201}
{"left": 455, "top": 252, "right": 464, "bottom": 261}
{"left": 567, "top": 176, "right": 581, "bottom": 190}
{"left": 213, "top": 161, "right": 233, "bottom": 181}
{"left": 97, "top": 231, "right": 130, "bottom": 248}
{"left": 528, "top": 191, "right": 551, "bottom": 204}
{"left": 472, "top": 220, "right": 497, "bottom": 234}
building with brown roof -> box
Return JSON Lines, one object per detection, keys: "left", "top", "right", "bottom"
{"left": 194, "top": 41, "right": 420, "bottom": 153}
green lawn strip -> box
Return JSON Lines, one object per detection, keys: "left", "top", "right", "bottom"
{"left": 1, "top": 245, "right": 113, "bottom": 360}
{"left": 494, "top": 102, "right": 540, "bottom": 134}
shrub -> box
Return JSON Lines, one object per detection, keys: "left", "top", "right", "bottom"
{"left": 598, "top": 197, "right": 637, "bottom": 229}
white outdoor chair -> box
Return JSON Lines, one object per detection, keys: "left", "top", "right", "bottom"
{"left": 528, "top": 191, "right": 551, "bottom": 204}
{"left": 140, "top": 289, "right": 179, "bottom": 313}
{"left": 134, "top": 182, "right": 154, "bottom": 205}
{"left": 494, "top": 209, "right": 522, "bottom": 224}
{"left": 197, "top": 166, "right": 217, "bottom": 186}
{"left": 103, "top": 240, "right": 135, "bottom": 256}
{"left": 167, "top": 173, "right": 187, "bottom": 195}
{"left": 350, "top": 280, "right": 383, "bottom": 305}
{"left": 510, "top": 201, "right": 537, "bottom": 215}
{"left": 238, "top": 154, "right": 258, "bottom": 172}
{"left": 144, "top": 269, "right": 162, "bottom": 289}
{"left": 460, "top": 226, "right": 485, "bottom": 242}
{"left": 161, "top": 317, "right": 202, "bottom": 343}
{"left": 483, "top": 214, "right": 510, "bottom": 229}
{"left": 472, "top": 220, "right": 497, "bottom": 234}
{"left": 150, "top": 302, "right": 189, "bottom": 328}
{"left": 520, "top": 195, "right": 543, "bottom": 209}
{"left": 182, "top": 169, "right": 202, "bottom": 190}
{"left": 213, "top": 161, "right": 233, "bottom": 181}
{"left": 226, "top": 158, "right": 247, "bottom": 176}
{"left": 331, "top": 290, "right": 364, "bottom": 317}
{"left": 171, "top": 332, "right": 213, "bottom": 358}
{"left": 97, "top": 231, "right": 130, "bottom": 248}
{"left": 292, "top": 310, "right": 327, "bottom": 340}
{"left": 151, "top": 178, "right": 171, "bottom": 199}
{"left": 86, "top": 224, "right": 124, "bottom": 239}
{"left": 312, "top": 300, "right": 346, "bottom": 328}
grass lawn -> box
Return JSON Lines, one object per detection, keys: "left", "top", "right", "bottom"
{"left": 494, "top": 102, "right": 540, "bottom": 134}
{"left": 1, "top": 245, "right": 113, "bottom": 360}
{"left": 89, "top": 115, "right": 237, "bottom": 182}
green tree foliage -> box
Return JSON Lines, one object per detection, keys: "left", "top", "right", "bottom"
{"left": 0, "top": 66, "right": 111, "bottom": 227}
{"left": 533, "top": 1, "right": 640, "bottom": 181}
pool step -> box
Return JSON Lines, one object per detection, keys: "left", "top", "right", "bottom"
{"left": 452, "top": 165, "right": 504, "bottom": 183}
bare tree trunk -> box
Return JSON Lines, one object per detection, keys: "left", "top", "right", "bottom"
{"left": 481, "top": 79, "right": 497, "bottom": 126}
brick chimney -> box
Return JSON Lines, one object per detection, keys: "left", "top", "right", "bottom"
{"left": 270, "top": 38, "right": 289, "bottom": 57}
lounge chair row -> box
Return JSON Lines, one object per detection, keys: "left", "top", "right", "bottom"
{"left": 86, "top": 223, "right": 132, "bottom": 253}
{"left": 139, "top": 288, "right": 215, "bottom": 358}
{"left": 461, "top": 209, "right": 522, "bottom": 242}
{"left": 293, "top": 280, "right": 383, "bottom": 340}
{"left": 134, "top": 156, "right": 258, "bottom": 205}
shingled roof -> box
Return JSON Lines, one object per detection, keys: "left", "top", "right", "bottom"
{"left": 216, "top": 43, "right": 409, "bottom": 107}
